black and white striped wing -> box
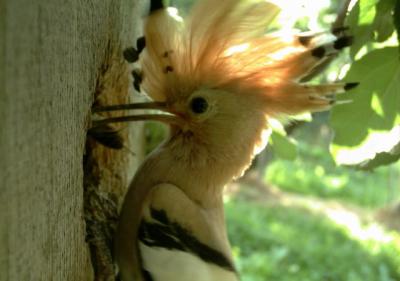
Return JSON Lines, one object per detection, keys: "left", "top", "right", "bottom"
{"left": 138, "top": 183, "right": 239, "bottom": 281}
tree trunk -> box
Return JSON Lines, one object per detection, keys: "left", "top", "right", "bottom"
{"left": 0, "top": 1, "right": 147, "bottom": 280}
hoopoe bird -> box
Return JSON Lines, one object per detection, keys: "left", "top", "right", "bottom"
{"left": 93, "top": 0, "right": 357, "bottom": 280}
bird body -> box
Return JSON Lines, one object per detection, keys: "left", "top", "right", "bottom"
{"left": 115, "top": 85, "right": 272, "bottom": 280}
{"left": 138, "top": 183, "right": 237, "bottom": 281}
{"left": 101, "top": 0, "right": 357, "bottom": 280}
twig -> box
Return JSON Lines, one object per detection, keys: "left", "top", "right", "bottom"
{"left": 300, "top": 0, "right": 353, "bottom": 82}
{"left": 333, "top": 0, "right": 353, "bottom": 29}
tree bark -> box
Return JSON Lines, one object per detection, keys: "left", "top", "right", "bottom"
{"left": 0, "top": 0, "right": 147, "bottom": 280}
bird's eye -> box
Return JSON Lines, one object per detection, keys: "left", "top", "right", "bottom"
{"left": 190, "top": 97, "right": 208, "bottom": 114}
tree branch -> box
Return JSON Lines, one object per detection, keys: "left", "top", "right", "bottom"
{"left": 300, "top": 0, "right": 353, "bottom": 82}
{"left": 333, "top": 0, "right": 353, "bottom": 29}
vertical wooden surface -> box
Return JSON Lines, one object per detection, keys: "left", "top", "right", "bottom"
{"left": 0, "top": 0, "right": 147, "bottom": 280}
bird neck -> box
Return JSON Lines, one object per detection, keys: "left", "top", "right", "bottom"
{"left": 136, "top": 123, "right": 269, "bottom": 208}
{"left": 137, "top": 145, "right": 225, "bottom": 208}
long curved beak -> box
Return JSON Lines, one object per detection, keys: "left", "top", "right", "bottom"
{"left": 92, "top": 102, "right": 168, "bottom": 113}
{"left": 91, "top": 101, "right": 181, "bottom": 127}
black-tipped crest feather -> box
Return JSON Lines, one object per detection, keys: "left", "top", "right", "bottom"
{"left": 123, "top": 47, "right": 139, "bottom": 63}
{"left": 344, "top": 82, "right": 359, "bottom": 91}
{"left": 150, "top": 0, "right": 164, "bottom": 13}
{"left": 334, "top": 35, "right": 353, "bottom": 50}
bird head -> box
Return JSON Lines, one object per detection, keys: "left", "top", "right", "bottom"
{"left": 94, "top": 0, "right": 353, "bottom": 178}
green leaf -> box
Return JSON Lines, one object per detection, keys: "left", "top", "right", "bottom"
{"left": 354, "top": 134, "right": 400, "bottom": 170}
{"left": 395, "top": 0, "right": 400, "bottom": 45}
{"left": 349, "top": 25, "right": 375, "bottom": 59}
{"left": 373, "top": 0, "right": 396, "bottom": 42}
{"left": 347, "top": 1, "right": 374, "bottom": 58}
{"left": 347, "top": 0, "right": 397, "bottom": 57}
{"left": 330, "top": 47, "right": 400, "bottom": 166}
{"left": 270, "top": 131, "right": 297, "bottom": 160}
{"left": 359, "top": 0, "right": 379, "bottom": 25}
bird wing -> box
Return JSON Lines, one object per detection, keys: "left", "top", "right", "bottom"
{"left": 138, "top": 183, "right": 239, "bottom": 281}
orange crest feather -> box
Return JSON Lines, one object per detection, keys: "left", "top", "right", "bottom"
{"left": 141, "top": 0, "right": 352, "bottom": 116}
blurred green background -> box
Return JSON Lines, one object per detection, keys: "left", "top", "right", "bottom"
{"left": 225, "top": 120, "right": 400, "bottom": 281}
{"left": 146, "top": 0, "right": 400, "bottom": 280}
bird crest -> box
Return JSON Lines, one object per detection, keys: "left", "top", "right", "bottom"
{"left": 140, "top": 0, "right": 353, "bottom": 118}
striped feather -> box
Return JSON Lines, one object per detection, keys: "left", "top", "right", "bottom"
{"left": 132, "top": 183, "right": 239, "bottom": 281}
{"left": 138, "top": 208, "right": 238, "bottom": 281}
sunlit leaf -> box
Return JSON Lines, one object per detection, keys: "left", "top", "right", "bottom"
{"left": 355, "top": 134, "right": 400, "bottom": 170}
{"left": 330, "top": 47, "right": 400, "bottom": 166}
{"left": 334, "top": 125, "right": 400, "bottom": 167}
{"left": 395, "top": 0, "right": 400, "bottom": 45}
{"left": 347, "top": 1, "right": 374, "bottom": 58}
{"left": 359, "top": 0, "right": 379, "bottom": 25}
{"left": 270, "top": 131, "right": 297, "bottom": 160}
{"left": 349, "top": 25, "right": 375, "bottom": 59}
{"left": 347, "top": 0, "right": 397, "bottom": 57}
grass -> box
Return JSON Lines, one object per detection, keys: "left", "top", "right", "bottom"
{"left": 225, "top": 200, "right": 400, "bottom": 281}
